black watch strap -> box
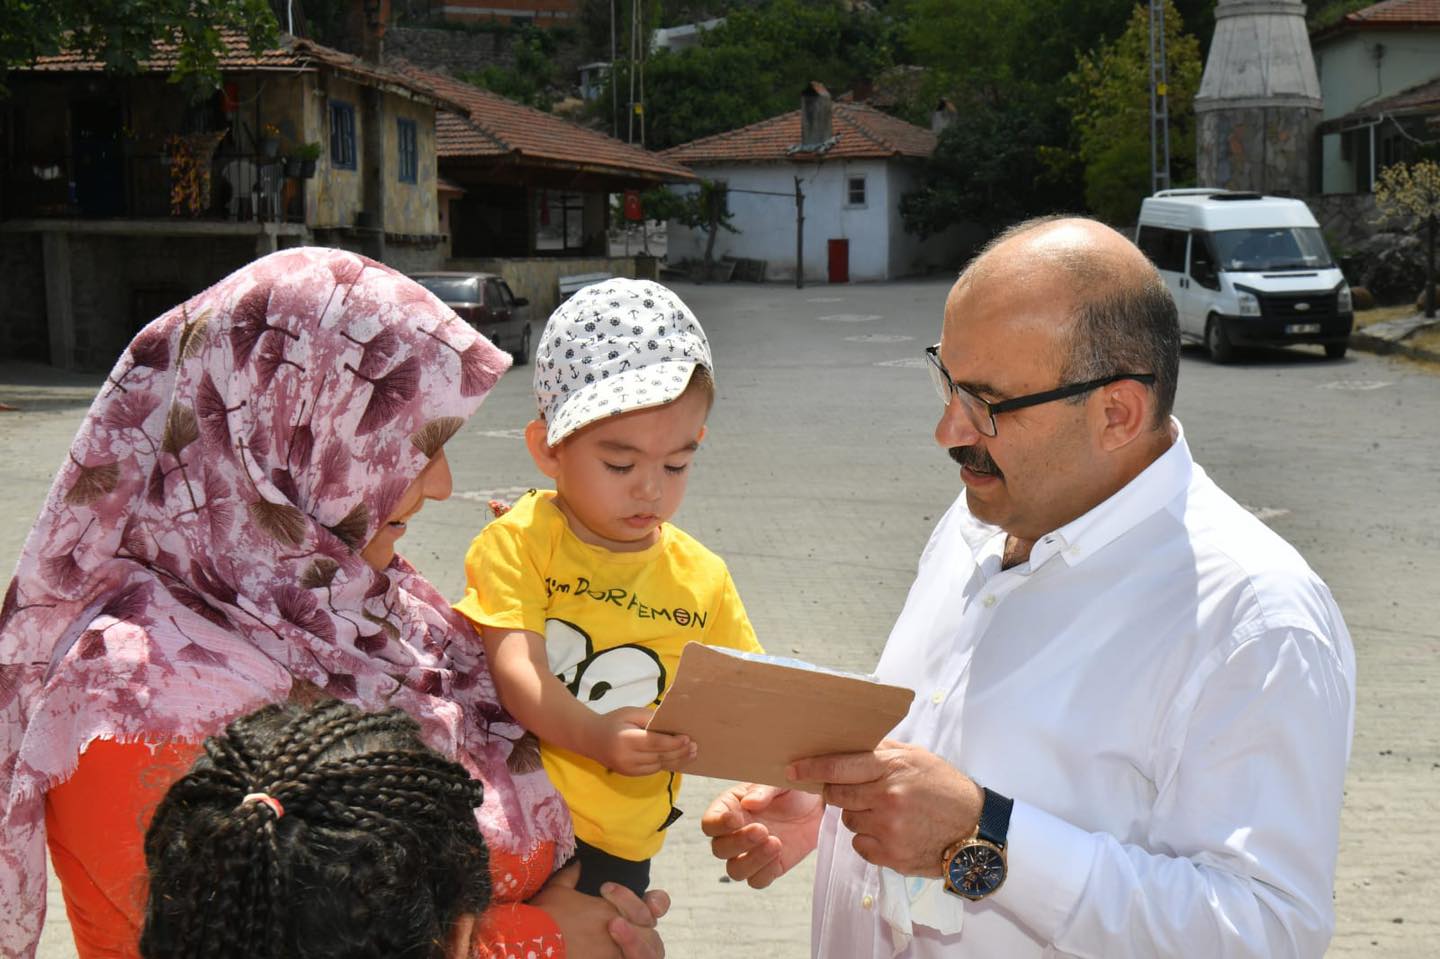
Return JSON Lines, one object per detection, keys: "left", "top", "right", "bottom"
{"left": 976, "top": 786, "right": 1013, "bottom": 848}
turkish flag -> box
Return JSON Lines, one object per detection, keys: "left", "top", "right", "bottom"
{"left": 623, "top": 190, "right": 643, "bottom": 222}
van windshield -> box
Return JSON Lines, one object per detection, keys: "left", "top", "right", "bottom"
{"left": 1211, "top": 227, "right": 1334, "bottom": 272}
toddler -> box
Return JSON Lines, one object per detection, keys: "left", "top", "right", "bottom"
{"left": 455, "top": 279, "right": 761, "bottom": 897}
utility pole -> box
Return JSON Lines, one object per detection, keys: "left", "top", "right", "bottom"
{"left": 794, "top": 176, "right": 805, "bottom": 289}
{"left": 616, "top": 0, "right": 622, "bottom": 138}
{"left": 1148, "top": 0, "right": 1172, "bottom": 194}
{"left": 627, "top": 0, "right": 638, "bottom": 144}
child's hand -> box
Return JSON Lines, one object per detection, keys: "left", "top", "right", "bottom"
{"left": 592, "top": 707, "right": 696, "bottom": 776}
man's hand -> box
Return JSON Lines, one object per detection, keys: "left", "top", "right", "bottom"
{"left": 591, "top": 706, "right": 695, "bottom": 776}
{"left": 700, "top": 783, "right": 824, "bottom": 888}
{"left": 790, "top": 739, "right": 983, "bottom": 877}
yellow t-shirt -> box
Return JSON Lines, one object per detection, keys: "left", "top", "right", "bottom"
{"left": 455, "top": 489, "right": 762, "bottom": 860}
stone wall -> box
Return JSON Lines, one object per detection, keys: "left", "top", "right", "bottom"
{"left": 1304, "top": 193, "right": 1399, "bottom": 252}
{"left": 4, "top": 231, "right": 260, "bottom": 372}
{"left": 0, "top": 234, "right": 49, "bottom": 361}
{"left": 386, "top": 26, "right": 518, "bottom": 75}
{"left": 385, "top": 25, "right": 590, "bottom": 89}
{"left": 1196, "top": 105, "right": 1320, "bottom": 196}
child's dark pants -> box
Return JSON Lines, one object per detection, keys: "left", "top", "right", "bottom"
{"left": 574, "top": 838, "right": 651, "bottom": 898}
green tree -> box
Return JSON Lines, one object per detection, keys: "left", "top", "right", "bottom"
{"left": 461, "top": 25, "right": 562, "bottom": 111}
{"left": 900, "top": 92, "right": 1079, "bottom": 237}
{"left": 611, "top": 0, "right": 897, "bottom": 150}
{"left": 1065, "top": 0, "right": 1202, "bottom": 224}
{"left": 1, "top": 0, "right": 279, "bottom": 94}
{"left": 639, "top": 180, "right": 736, "bottom": 273}
{"left": 1375, "top": 159, "right": 1440, "bottom": 317}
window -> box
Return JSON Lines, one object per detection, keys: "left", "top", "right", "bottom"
{"left": 1135, "top": 225, "right": 1186, "bottom": 272}
{"left": 535, "top": 191, "right": 587, "bottom": 252}
{"left": 1188, "top": 232, "right": 1220, "bottom": 289}
{"left": 846, "top": 175, "right": 866, "bottom": 206}
{"left": 397, "top": 118, "right": 417, "bottom": 183}
{"left": 329, "top": 101, "right": 356, "bottom": 170}
{"left": 484, "top": 279, "right": 505, "bottom": 310}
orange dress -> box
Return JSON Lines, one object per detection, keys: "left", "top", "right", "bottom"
{"left": 44, "top": 740, "right": 564, "bottom": 959}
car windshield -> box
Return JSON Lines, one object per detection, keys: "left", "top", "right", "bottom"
{"left": 1210, "top": 227, "right": 1335, "bottom": 272}
{"left": 413, "top": 276, "right": 480, "bottom": 302}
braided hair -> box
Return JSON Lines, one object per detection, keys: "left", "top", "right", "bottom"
{"left": 140, "top": 699, "right": 490, "bottom": 959}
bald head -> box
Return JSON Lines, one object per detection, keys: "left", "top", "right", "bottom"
{"left": 954, "top": 216, "right": 1180, "bottom": 428}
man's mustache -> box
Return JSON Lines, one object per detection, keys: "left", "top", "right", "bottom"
{"left": 948, "top": 446, "right": 1002, "bottom": 479}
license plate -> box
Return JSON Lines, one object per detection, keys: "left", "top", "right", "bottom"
{"left": 1285, "top": 323, "right": 1321, "bottom": 334}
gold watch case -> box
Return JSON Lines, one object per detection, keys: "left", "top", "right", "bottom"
{"left": 941, "top": 833, "right": 1008, "bottom": 901}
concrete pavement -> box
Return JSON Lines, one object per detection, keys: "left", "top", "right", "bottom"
{"left": 3, "top": 277, "right": 1437, "bottom": 957}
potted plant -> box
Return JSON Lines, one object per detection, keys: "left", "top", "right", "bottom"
{"left": 260, "top": 123, "right": 281, "bottom": 159}
{"left": 295, "top": 141, "right": 323, "bottom": 178}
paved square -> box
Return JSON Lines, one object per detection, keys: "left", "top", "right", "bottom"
{"left": 4, "top": 277, "right": 1436, "bottom": 957}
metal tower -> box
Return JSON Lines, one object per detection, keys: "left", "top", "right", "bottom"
{"left": 1149, "top": 0, "right": 1172, "bottom": 194}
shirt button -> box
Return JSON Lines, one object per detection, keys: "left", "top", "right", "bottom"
{"left": 931, "top": 690, "right": 944, "bottom": 704}
{"left": 982, "top": 595, "right": 997, "bottom": 608}
{"left": 862, "top": 894, "right": 874, "bottom": 910}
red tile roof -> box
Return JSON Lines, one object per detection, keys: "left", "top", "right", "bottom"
{"left": 390, "top": 60, "right": 694, "bottom": 183}
{"left": 1341, "top": 0, "right": 1440, "bottom": 26}
{"left": 661, "top": 101, "right": 936, "bottom": 165}
{"left": 18, "top": 30, "right": 463, "bottom": 111}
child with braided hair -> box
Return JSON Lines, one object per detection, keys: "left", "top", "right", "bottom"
{"left": 141, "top": 698, "right": 491, "bottom": 959}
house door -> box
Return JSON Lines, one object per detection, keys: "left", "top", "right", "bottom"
{"left": 828, "top": 238, "right": 849, "bottom": 283}
{"left": 72, "top": 99, "right": 125, "bottom": 217}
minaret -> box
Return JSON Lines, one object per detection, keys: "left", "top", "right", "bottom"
{"left": 1194, "top": 0, "right": 1321, "bottom": 194}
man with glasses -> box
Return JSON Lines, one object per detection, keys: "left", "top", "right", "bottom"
{"left": 703, "top": 217, "right": 1354, "bottom": 957}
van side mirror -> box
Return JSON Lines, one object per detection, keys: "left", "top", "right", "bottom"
{"left": 1190, "top": 256, "right": 1220, "bottom": 290}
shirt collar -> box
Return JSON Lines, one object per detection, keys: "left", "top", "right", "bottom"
{"left": 955, "top": 418, "right": 1193, "bottom": 569}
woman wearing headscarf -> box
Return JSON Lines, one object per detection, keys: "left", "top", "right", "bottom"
{"left": 0, "top": 248, "right": 667, "bottom": 959}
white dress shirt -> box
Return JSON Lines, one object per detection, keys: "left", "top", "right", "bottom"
{"left": 812, "top": 422, "right": 1355, "bottom": 958}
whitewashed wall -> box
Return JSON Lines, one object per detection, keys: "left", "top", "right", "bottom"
{"left": 668, "top": 159, "right": 919, "bottom": 281}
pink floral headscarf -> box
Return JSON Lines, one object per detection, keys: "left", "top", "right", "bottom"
{"left": 0, "top": 248, "right": 572, "bottom": 957}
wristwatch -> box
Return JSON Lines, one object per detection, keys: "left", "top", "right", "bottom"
{"left": 941, "top": 786, "right": 1013, "bottom": 901}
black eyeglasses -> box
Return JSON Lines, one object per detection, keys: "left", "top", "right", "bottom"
{"left": 924, "top": 345, "right": 1156, "bottom": 438}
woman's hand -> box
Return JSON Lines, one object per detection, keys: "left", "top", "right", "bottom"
{"left": 531, "top": 862, "right": 668, "bottom": 958}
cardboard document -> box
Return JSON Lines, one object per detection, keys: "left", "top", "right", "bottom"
{"left": 646, "top": 643, "right": 916, "bottom": 793}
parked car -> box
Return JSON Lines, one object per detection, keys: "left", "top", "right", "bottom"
{"left": 1135, "top": 189, "right": 1353, "bottom": 363}
{"left": 410, "top": 272, "right": 532, "bottom": 364}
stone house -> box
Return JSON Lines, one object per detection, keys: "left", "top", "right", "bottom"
{"left": 0, "top": 31, "right": 462, "bottom": 370}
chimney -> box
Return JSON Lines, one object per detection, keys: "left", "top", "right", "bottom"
{"left": 345, "top": 0, "right": 391, "bottom": 63}
{"left": 931, "top": 98, "right": 957, "bottom": 135}
{"left": 800, "top": 82, "right": 833, "bottom": 150}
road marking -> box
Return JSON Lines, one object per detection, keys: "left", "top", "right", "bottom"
{"left": 807, "top": 297, "right": 845, "bottom": 303}
{"left": 476, "top": 428, "right": 527, "bottom": 439}
{"left": 818, "top": 313, "right": 882, "bottom": 323}
{"left": 1243, "top": 505, "right": 1291, "bottom": 522}
{"left": 876, "top": 357, "right": 928, "bottom": 368}
{"left": 1317, "top": 380, "right": 1394, "bottom": 391}
{"left": 846, "top": 334, "right": 915, "bottom": 343}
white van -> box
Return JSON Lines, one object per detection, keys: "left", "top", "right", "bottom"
{"left": 1135, "top": 190, "right": 1353, "bottom": 362}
